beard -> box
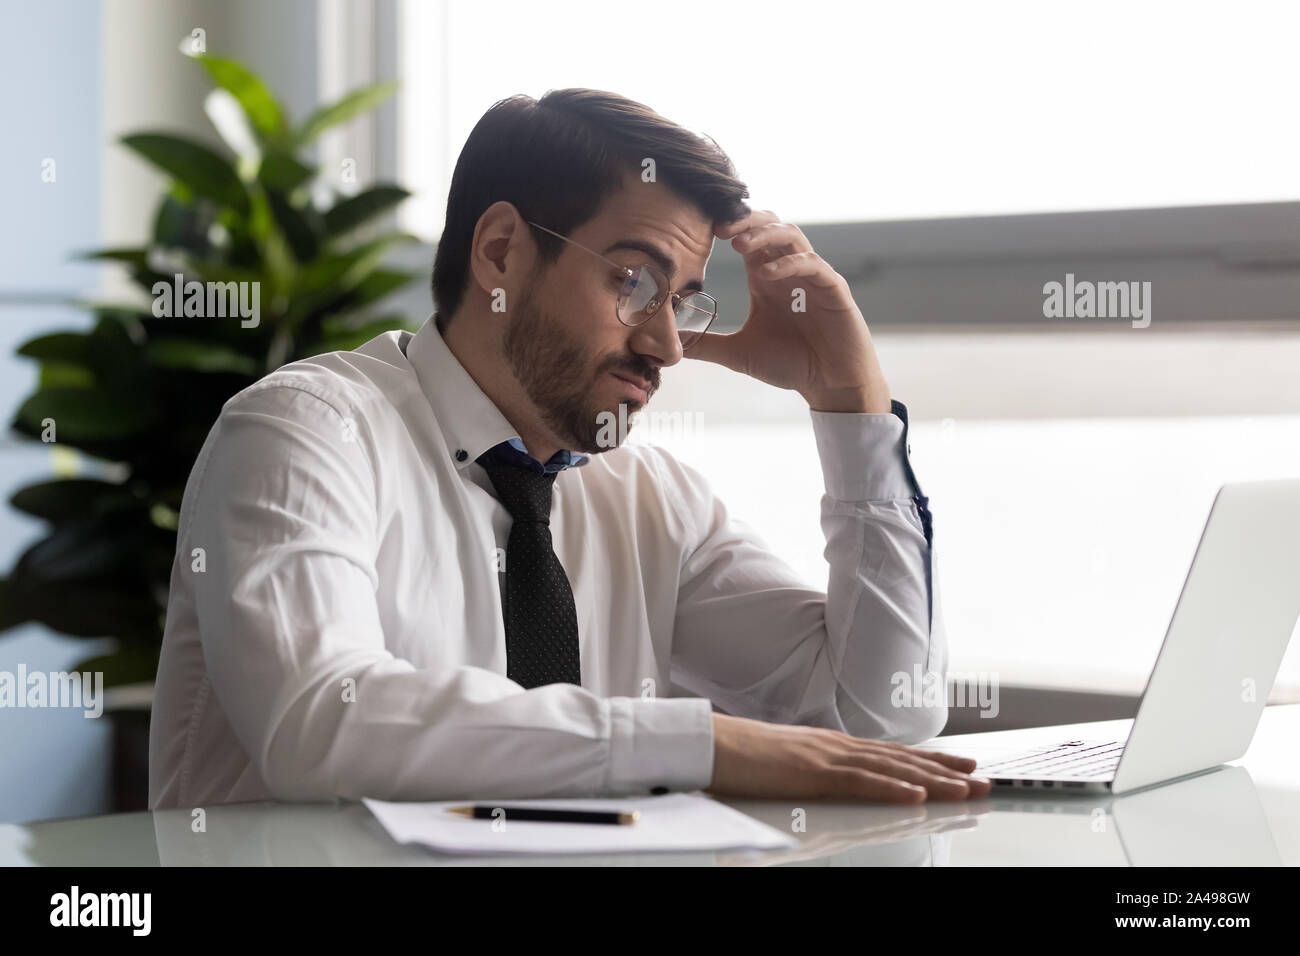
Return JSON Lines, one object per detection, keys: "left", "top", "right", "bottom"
{"left": 501, "top": 280, "right": 655, "bottom": 455}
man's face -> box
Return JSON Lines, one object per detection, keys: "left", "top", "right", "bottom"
{"left": 502, "top": 173, "right": 715, "bottom": 455}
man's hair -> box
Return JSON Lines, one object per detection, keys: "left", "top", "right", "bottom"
{"left": 431, "top": 88, "right": 751, "bottom": 322}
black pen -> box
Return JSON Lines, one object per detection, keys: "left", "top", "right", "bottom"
{"left": 446, "top": 805, "right": 639, "bottom": 825}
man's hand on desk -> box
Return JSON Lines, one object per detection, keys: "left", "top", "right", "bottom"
{"left": 705, "top": 714, "right": 993, "bottom": 803}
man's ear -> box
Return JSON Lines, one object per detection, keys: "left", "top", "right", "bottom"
{"left": 467, "top": 201, "right": 533, "bottom": 302}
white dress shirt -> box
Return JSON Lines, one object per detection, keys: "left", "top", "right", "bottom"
{"left": 148, "top": 314, "right": 946, "bottom": 809}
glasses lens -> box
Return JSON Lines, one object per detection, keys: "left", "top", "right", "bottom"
{"left": 675, "top": 292, "right": 716, "bottom": 349}
{"left": 618, "top": 266, "right": 663, "bottom": 325}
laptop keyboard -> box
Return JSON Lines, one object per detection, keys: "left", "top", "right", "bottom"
{"left": 977, "top": 740, "right": 1125, "bottom": 778}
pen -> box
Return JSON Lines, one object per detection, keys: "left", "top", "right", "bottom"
{"left": 446, "top": 805, "right": 639, "bottom": 825}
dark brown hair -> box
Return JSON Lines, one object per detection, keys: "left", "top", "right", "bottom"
{"left": 431, "top": 88, "right": 750, "bottom": 322}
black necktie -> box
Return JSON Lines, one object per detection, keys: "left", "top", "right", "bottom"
{"left": 478, "top": 456, "right": 582, "bottom": 689}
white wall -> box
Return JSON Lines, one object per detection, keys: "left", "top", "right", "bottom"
{"left": 0, "top": 0, "right": 322, "bottom": 825}
{"left": 0, "top": 1, "right": 114, "bottom": 826}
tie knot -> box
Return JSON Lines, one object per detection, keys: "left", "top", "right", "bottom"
{"left": 479, "top": 457, "right": 557, "bottom": 524}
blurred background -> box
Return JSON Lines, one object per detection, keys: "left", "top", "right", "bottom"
{"left": 1, "top": 0, "right": 1298, "bottom": 826}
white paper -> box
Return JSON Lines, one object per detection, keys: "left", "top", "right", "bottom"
{"left": 361, "top": 791, "right": 797, "bottom": 856}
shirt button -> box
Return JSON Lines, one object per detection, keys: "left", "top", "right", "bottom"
{"left": 455, "top": 449, "right": 468, "bottom": 462}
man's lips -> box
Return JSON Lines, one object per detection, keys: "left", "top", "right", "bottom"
{"left": 609, "top": 371, "right": 652, "bottom": 401}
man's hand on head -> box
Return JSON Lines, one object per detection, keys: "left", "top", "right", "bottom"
{"left": 684, "top": 210, "right": 892, "bottom": 415}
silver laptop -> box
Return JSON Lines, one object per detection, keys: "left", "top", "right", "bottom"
{"left": 920, "top": 478, "right": 1300, "bottom": 795}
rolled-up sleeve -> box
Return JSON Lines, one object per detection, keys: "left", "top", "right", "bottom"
{"left": 185, "top": 385, "right": 715, "bottom": 802}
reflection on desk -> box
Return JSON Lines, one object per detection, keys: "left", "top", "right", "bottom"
{"left": 2, "top": 704, "right": 1295, "bottom": 866}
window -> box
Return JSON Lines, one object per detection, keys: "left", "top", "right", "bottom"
{"left": 396, "top": 0, "right": 1300, "bottom": 235}
{"left": 377, "top": 0, "right": 1300, "bottom": 697}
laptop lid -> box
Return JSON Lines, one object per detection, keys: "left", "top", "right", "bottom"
{"left": 1111, "top": 479, "right": 1300, "bottom": 794}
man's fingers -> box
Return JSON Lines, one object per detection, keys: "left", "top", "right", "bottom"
{"left": 843, "top": 754, "right": 986, "bottom": 800}
{"left": 827, "top": 740, "right": 969, "bottom": 780}
{"left": 840, "top": 739, "right": 988, "bottom": 787}
{"left": 829, "top": 767, "right": 928, "bottom": 804}
{"left": 679, "top": 329, "right": 748, "bottom": 373}
{"left": 904, "top": 749, "right": 981, "bottom": 773}
{"left": 731, "top": 221, "right": 813, "bottom": 264}
{"left": 870, "top": 749, "right": 987, "bottom": 785}
{"left": 757, "top": 250, "right": 843, "bottom": 286}
{"left": 858, "top": 739, "right": 981, "bottom": 773}
{"left": 714, "top": 208, "right": 781, "bottom": 240}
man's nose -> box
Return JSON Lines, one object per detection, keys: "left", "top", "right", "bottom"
{"left": 629, "top": 296, "right": 684, "bottom": 369}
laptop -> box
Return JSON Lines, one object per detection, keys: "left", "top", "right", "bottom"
{"left": 916, "top": 478, "right": 1300, "bottom": 795}
{"left": 982, "top": 766, "right": 1283, "bottom": 865}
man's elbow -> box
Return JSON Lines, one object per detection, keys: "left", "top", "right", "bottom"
{"left": 259, "top": 743, "right": 337, "bottom": 803}
{"left": 255, "top": 705, "right": 354, "bottom": 803}
{"left": 873, "top": 683, "right": 949, "bottom": 743}
{"left": 835, "top": 686, "right": 948, "bottom": 743}
{"left": 888, "top": 700, "right": 948, "bottom": 744}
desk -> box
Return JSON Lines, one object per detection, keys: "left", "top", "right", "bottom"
{"left": 2, "top": 704, "right": 1295, "bottom": 866}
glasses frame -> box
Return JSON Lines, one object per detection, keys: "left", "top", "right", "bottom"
{"left": 524, "top": 219, "right": 717, "bottom": 349}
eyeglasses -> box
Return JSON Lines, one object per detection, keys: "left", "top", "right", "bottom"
{"left": 524, "top": 220, "right": 717, "bottom": 350}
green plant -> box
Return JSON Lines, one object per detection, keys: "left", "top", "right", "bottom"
{"left": 0, "top": 53, "right": 421, "bottom": 687}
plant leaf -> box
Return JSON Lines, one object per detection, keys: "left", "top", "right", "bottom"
{"left": 9, "top": 479, "right": 127, "bottom": 522}
{"left": 204, "top": 89, "right": 262, "bottom": 168}
{"left": 40, "top": 362, "right": 96, "bottom": 388}
{"left": 153, "top": 194, "right": 215, "bottom": 254}
{"left": 266, "top": 190, "right": 321, "bottom": 263}
{"left": 322, "top": 184, "right": 411, "bottom": 237}
{"left": 78, "top": 248, "right": 151, "bottom": 266}
{"left": 299, "top": 316, "right": 416, "bottom": 357}
{"left": 10, "top": 580, "right": 159, "bottom": 640}
{"left": 332, "top": 268, "right": 420, "bottom": 311}
{"left": 15, "top": 387, "right": 159, "bottom": 441}
{"left": 292, "top": 81, "right": 398, "bottom": 146}
{"left": 10, "top": 502, "right": 153, "bottom": 587}
{"left": 289, "top": 233, "right": 417, "bottom": 320}
{"left": 196, "top": 54, "right": 286, "bottom": 139}
{"left": 179, "top": 256, "right": 264, "bottom": 287}
{"left": 86, "top": 312, "right": 148, "bottom": 395}
{"left": 120, "top": 133, "right": 249, "bottom": 214}
{"left": 71, "top": 642, "right": 163, "bottom": 688}
{"left": 17, "top": 332, "right": 92, "bottom": 364}
{"left": 0, "top": 578, "right": 28, "bottom": 633}
{"left": 258, "top": 149, "right": 316, "bottom": 193}
{"left": 77, "top": 249, "right": 175, "bottom": 292}
{"left": 145, "top": 338, "right": 259, "bottom": 374}
{"left": 294, "top": 233, "right": 416, "bottom": 295}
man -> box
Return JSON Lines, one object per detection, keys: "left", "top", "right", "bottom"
{"left": 149, "top": 88, "right": 988, "bottom": 810}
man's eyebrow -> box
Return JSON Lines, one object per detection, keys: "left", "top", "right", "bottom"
{"left": 603, "top": 238, "right": 705, "bottom": 292}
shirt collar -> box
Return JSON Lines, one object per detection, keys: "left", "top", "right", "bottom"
{"left": 403, "top": 313, "right": 590, "bottom": 474}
